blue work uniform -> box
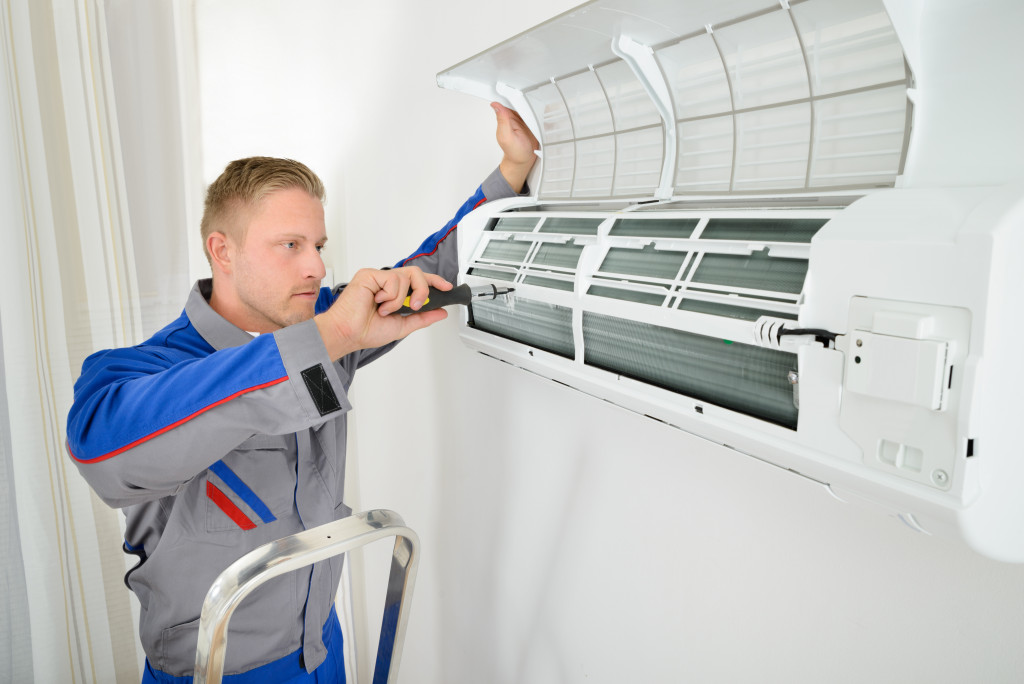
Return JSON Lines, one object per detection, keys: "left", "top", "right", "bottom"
{"left": 66, "top": 169, "right": 519, "bottom": 682}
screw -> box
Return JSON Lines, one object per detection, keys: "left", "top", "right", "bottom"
{"left": 787, "top": 371, "right": 799, "bottom": 385}
{"left": 932, "top": 469, "right": 949, "bottom": 486}
{"left": 856, "top": 339, "right": 863, "bottom": 347}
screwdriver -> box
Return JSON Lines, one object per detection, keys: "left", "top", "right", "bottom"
{"left": 396, "top": 283, "right": 515, "bottom": 315}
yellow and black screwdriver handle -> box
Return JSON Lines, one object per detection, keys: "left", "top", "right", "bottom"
{"left": 396, "top": 283, "right": 514, "bottom": 315}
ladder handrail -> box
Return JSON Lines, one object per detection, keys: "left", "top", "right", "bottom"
{"left": 193, "top": 509, "right": 419, "bottom": 684}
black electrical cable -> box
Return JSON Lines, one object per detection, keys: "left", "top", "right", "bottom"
{"left": 778, "top": 327, "right": 839, "bottom": 346}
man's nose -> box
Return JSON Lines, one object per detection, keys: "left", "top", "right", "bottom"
{"left": 305, "top": 247, "right": 326, "bottom": 280}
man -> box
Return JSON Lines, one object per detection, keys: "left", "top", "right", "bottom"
{"left": 66, "top": 103, "right": 538, "bottom": 683}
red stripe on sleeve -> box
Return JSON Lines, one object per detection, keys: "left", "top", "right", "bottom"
{"left": 70, "top": 376, "right": 289, "bottom": 464}
{"left": 206, "top": 481, "right": 257, "bottom": 530}
{"left": 398, "top": 197, "right": 487, "bottom": 267}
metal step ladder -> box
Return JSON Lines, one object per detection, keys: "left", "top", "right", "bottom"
{"left": 192, "top": 509, "right": 420, "bottom": 684}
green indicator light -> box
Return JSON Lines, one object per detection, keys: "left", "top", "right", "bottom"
{"left": 723, "top": 340, "right": 733, "bottom": 345}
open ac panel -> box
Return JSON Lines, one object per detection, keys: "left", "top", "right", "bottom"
{"left": 438, "top": 0, "right": 1024, "bottom": 561}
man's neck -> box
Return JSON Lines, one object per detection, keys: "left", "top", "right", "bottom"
{"left": 205, "top": 277, "right": 255, "bottom": 332}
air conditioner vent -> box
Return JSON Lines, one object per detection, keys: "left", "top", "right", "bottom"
{"left": 610, "top": 218, "right": 698, "bottom": 238}
{"left": 470, "top": 299, "right": 575, "bottom": 359}
{"left": 441, "top": 0, "right": 1024, "bottom": 561}
{"left": 463, "top": 208, "right": 833, "bottom": 428}
{"left": 700, "top": 218, "right": 827, "bottom": 242}
{"left": 581, "top": 312, "right": 799, "bottom": 429}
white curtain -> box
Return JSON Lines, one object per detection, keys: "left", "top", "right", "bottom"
{"left": 0, "top": 0, "right": 194, "bottom": 681}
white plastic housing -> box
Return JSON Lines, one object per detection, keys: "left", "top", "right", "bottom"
{"left": 439, "top": 0, "right": 1024, "bottom": 562}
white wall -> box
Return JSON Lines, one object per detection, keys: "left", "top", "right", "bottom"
{"left": 194, "top": 2, "right": 1024, "bottom": 683}
{"left": 195, "top": 0, "right": 354, "bottom": 284}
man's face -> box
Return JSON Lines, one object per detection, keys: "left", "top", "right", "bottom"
{"left": 228, "top": 187, "right": 327, "bottom": 332}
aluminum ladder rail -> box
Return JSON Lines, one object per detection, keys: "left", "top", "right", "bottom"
{"left": 193, "top": 509, "right": 419, "bottom": 684}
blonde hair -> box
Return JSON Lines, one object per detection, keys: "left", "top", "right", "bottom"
{"left": 201, "top": 156, "right": 326, "bottom": 264}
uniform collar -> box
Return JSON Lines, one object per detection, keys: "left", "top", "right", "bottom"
{"left": 185, "top": 279, "right": 255, "bottom": 351}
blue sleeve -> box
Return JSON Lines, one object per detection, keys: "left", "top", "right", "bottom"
{"left": 393, "top": 185, "right": 487, "bottom": 271}
{"left": 67, "top": 335, "right": 289, "bottom": 463}
{"left": 393, "top": 166, "right": 526, "bottom": 279}
{"left": 323, "top": 168, "right": 526, "bottom": 371}
{"left": 66, "top": 319, "right": 350, "bottom": 506}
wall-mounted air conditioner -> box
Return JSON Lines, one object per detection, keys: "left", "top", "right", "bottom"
{"left": 437, "top": 0, "right": 1024, "bottom": 562}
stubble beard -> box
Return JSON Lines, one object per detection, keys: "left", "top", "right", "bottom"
{"left": 253, "top": 291, "right": 317, "bottom": 331}
{"left": 235, "top": 267, "right": 318, "bottom": 332}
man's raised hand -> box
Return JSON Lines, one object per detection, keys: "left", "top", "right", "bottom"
{"left": 492, "top": 102, "right": 540, "bottom": 193}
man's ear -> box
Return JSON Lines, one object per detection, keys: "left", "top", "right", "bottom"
{"left": 207, "top": 232, "right": 233, "bottom": 275}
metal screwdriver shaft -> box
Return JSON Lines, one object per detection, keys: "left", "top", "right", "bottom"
{"left": 396, "top": 283, "right": 515, "bottom": 314}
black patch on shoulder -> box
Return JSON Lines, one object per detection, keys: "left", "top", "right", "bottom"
{"left": 301, "top": 364, "right": 342, "bottom": 416}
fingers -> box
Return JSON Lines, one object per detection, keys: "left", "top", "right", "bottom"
{"left": 492, "top": 102, "right": 540, "bottom": 192}
{"left": 396, "top": 307, "right": 449, "bottom": 337}
{"left": 492, "top": 102, "right": 515, "bottom": 138}
{"left": 317, "top": 268, "right": 454, "bottom": 359}
{"left": 503, "top": 107, "right": 537, "bottom": 147}
{"left": 423, "top": 271, "right": 454, "bottom": 290}
{"left": 400, "top": 268, "right": 432, "bottom": 315}
{"left": 373, "top": 267, "right": 452, "bottom": 316}
{"left": 491, "top": 101, "right": 528, "bottom": 130}
{"left": 491, "top": 102, "right": 539, "bottom": 155}
{"left": 402, "top": 270, "right": 454, "bottom": 315}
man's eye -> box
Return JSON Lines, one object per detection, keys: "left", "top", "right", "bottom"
{"left": 316, "top": 244, "right": 325, "bottom": 254}
{"left": 284, "top": 241, "right": 296, "bottom": 249}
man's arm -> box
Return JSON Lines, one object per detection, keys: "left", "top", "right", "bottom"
{"left": 67, "top": 268, "right": 446, "bottom": 506}
{"left": 68, "top": 104, "right": 540, "bottom": 506}
{"left": 318, "top": 102, "right": 540, "bottom": 367}
{"left": 392, "top": 102, "right": 539, "bottom": 283}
